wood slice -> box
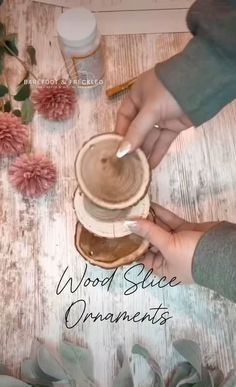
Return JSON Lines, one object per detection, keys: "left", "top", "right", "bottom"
{"left": 73, "top": 187, "right": 150, "bottom": 238}
{"left": 75, "top": 222, "right": 150, "bottom": 269}
{"left": 75, "top": 133, "right": 151, "bottom": 210}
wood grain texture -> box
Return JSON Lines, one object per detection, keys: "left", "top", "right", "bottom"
{"left": 34, "top": 0, "right": 194, "bottom": 11}
{"left": 95, "top": 10, "right": 188, "bottom": 34}
{"left": 34, "top": 0, "right": 190, "bottom": 34}
{"left": 0, "top": 1, "right": 236, "bottom": 386}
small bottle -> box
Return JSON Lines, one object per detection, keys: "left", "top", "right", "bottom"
{"left": 57, "top": 7, "right": 105, "bottom": 88}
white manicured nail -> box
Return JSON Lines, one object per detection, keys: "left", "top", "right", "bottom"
{"left": 116, "top": 141, "right": 132, "bottom": 158}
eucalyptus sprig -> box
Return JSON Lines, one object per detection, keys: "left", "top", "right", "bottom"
{"left": 0, "top": 339, "right": 96, "bottom": 387}
{"left": 112, "top": 340, "right": 236, "bottom": 387}
{"left": 0, "top": 339, "right": 235, "bottom": 387}
{"left": 0, "top": 17, "right": 37, "bottom": 124}
{"left": 0, "top": 22, "right": 37, "bottom": 79}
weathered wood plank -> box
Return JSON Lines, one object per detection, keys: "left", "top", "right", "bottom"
{"left": 36, "top": 1, "right": 189, "bottom": 34}
{"left": 0, "top": 0, "right": 36, "bottom": 376}
{"left": 0, "top": 0, "right": 65, "bottom": 376}
{"left": 34, "top": 0, "right": 194, "bottom": 11}
{"left": 95, "top": 10, "right": 188, "bottom": 34}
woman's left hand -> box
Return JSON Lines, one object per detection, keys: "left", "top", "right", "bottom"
{"left": 125, "top": 204, "right": 218, "bottom": 284}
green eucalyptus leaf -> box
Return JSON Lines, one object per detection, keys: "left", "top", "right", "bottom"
{"left": 113, "top": 348, "right": 133, "bottom": 387}
{"left": 0, "top": 22, "right": 6, "bottom": 38}
{"left": 0, "top": 84, "right": 8, "bottom": 97}
{"left": 149, "top": 359, "right": 165, "bottom": 387}
{"left": 12, "top": 109, "right": 21, "bottom": 117}
{"left": 21, "top": 358, "right": 51, "bottom": 386}
{"left": 30, "top": 338, "right": 45, "bottom": 360}
{"left": 0, "top": 375, "right": 29, "bottom": 386}
{"left": 4, "top": 33, "right": 18, "bottom": 56}
{"left": 173, "top": 340, "right": 202, "bottom": 377}
{"left": 21, "top": 98, "right": 35, "bottom": 124}
{"left": 132, "top": 345, "right": 150, "bottom": 360}
{"left": 167, "top": 362, "right": 192, "bottom": 387}
{"left": 4, "top": 100, "right": 11, "bottom": 112}
{"left": 4, "top": 40, "right": 18, "bottom": 56}
{"left": 132, "top": 344, "right": 164, "bottom": 387}
{"left": 130, "top": 353, "right": 156, "bottom": 387}
{"left": 26, "top": 45, "right": 37, "bottom": 65}
{"left": 37, "top": 346, "right": 67, "bottom": 381}
{"left": 4, "top": 33, "right": 17, "bottom": 41}
{"left": 60, "top": 341, "right": 96, "bottom": 387}
{"left": 14, "top": 84, "right": 31, "bottom": 101}
{"left": 176, "top": 368, "right": 199, "bottom": 386}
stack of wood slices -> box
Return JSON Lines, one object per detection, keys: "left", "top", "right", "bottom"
{"left": 74, "top": 133, "right": 152, "bottom": 269}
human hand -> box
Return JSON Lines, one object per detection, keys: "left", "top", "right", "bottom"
{"left": 115, "top": 68, "right": 193, "bottom": 168}
{"left": 125, "top": 204, "right": 218, "bottom": 284}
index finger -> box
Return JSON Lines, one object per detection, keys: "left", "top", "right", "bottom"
{"left": 151, "top": 203, "right": 186, "bottom": 231}
{"left": 115, "top": 94, "right": 139, "bottom": 136}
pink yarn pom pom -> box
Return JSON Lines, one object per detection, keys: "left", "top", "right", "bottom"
{"left": 9, "top": 154, "right": 57, "bottom": 198}
{"left": 33, "top": 81, "right": 77, "bottom": 122}
{"left": 0, "top": 112, "right": 28, "bottom": 157}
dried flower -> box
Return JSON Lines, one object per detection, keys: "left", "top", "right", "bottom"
{"left": 9, "top": 154, "right": 57, "bottom": 197}
{"left": 33, "top": 81, "right": 77, "bottom": 121}
{"left": 0, "top": 112, "right": 28, "bottom": 157}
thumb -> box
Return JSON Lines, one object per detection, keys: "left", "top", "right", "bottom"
{"left": 116, "top": 106, "right": 159, "bottom": 158}
{"left": 125, "top": 219, "right": 172, "bottom": 253}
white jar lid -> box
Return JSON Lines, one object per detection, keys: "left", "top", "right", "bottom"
{"left": 57, "top": 7, "right": 97, "bottom": 48}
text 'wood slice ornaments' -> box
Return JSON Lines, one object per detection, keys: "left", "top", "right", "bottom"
{"left": 74, "top": 132, "right": 152, "bottom": 269}
{"left": 75, "top": 133, "right": 151, "bottom": 210}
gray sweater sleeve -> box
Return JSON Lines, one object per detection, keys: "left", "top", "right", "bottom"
{"left": 155, "top": 0, "right": 236, "bottom": 126}
{"left": 192, "top": 222, "right": 236, "bottom": 303}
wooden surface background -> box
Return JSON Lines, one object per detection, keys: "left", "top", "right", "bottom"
{"left": 33, "top": 0, "right": 193, "bottom": 33}
{"left": 0, "top": 1, "right": 236, "bottom": 386}
{"left": 33, "top": 0, "right": 194, "bottom": 10}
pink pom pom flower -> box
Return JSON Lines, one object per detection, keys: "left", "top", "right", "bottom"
{"left": 9, "top": 154, "right": 57, "bottom": 198}
{"left": 33, "top": 81, "right": 77, "bottom": 122}
{"left": 0, "top": 112, "right": 28, "bottom": 157}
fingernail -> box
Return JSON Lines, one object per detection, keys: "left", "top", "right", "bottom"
{"left": 124, "top": 220, "right": 139, "bottom": 233}
{"left": 116, "top": 141, "right": 132, "bottom": 158}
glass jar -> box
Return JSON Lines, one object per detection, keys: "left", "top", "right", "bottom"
{"left": 57, "top": 7, "right": 105, "bottom": 88}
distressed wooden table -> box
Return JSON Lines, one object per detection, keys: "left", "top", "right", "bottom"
{"left": 0, "top": 1, "right": 236, "bottom": 386}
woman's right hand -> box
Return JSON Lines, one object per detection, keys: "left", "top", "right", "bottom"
{"left": 116, "top": 68, "right": 193, "bottom": 168}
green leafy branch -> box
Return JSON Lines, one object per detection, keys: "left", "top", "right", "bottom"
{"left": 0, "top": 339, "right": 235, "bottom": 387}
{"left": 0, "top": 20, "right": 37, "bottom": 124}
